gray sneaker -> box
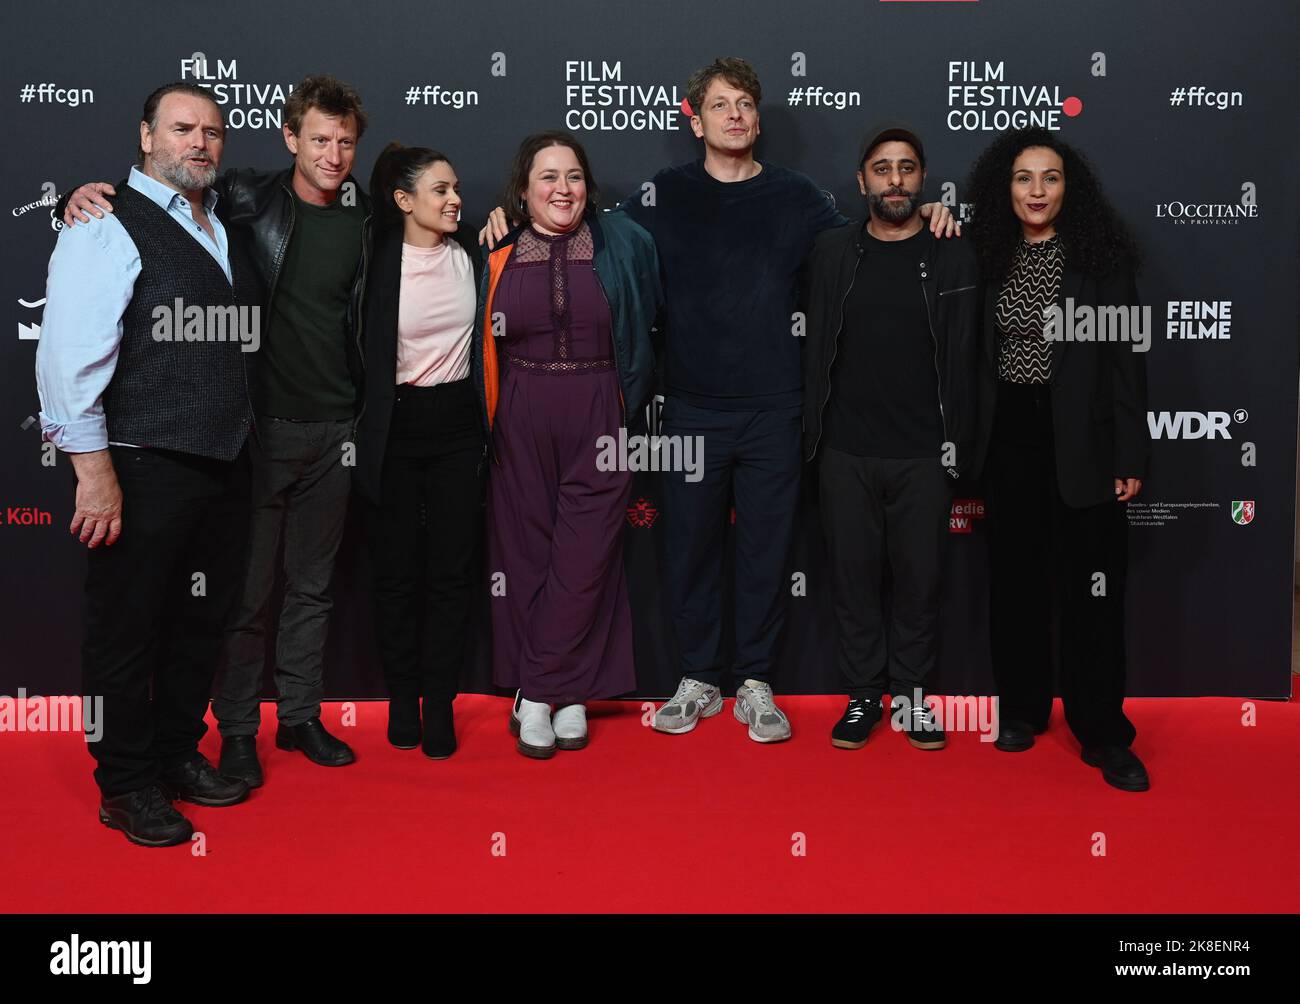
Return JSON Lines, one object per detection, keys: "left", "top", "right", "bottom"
{"left": 652, "top": 678, "right": 723, "bottom": 734}
{"left": 734, "top": 679, "right": 791, "bottom": 743}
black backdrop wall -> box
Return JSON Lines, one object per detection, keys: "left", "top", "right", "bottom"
{"left": 4, "top": 0, "right": 1297, "bottom": 700}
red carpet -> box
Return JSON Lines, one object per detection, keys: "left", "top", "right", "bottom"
{"left": 3, "top": 695, "right": 1298, "bottom": 913}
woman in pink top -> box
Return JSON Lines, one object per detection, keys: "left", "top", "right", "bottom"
{"left": 355, "top": 143, "right": 487, "bottom": 758}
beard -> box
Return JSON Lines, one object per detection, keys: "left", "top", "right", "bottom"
{"left": 152, "top": 146, "right": 218, "bottom": 191}
{"left": 868, "top": 187, "right": 921, "bottom": 223}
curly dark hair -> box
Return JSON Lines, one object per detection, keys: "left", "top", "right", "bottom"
{"left": 965, "top": 127, "right": 1139, "bottom": 281}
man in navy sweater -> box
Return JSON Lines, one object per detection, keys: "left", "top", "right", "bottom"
{"left": 485, "top": 57, "right": 954, "bottom": 742}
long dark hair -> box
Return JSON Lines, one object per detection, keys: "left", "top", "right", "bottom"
{"left": 369, "top": 141, "right": 452, "bottom": 229}
{"left": 502, "top": 130, "right": 601, "bottom": 225}
{"left": 965, "top": 127, "right": 1139, "bottom": 281}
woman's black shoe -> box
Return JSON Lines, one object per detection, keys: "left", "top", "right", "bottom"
{"left": 99, "top": 785, "right": 193, "bottom": 847}
{"left": 275, "top": 719, "right": 356, "bottom": 766}
{"left": 421, "top": 699, "right": 457, "bottom": 760}
{"left": 830, "top": 698, "right": 882, "bottom": 749}
{"left": 1082, "top": 745, "right": 1150, "bottom": 792}
{"left": 387, "top": 697, "right": 421, "bottom": 750}
{"left": 994, "top": 720, "right": 1041, "bottom": 752}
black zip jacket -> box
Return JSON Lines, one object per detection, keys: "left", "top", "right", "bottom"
{"left": 801, "top": 220, "right": 985, "bottom": 481}
{"left": 216, "top": 167, "right": 373, "bottom": 418}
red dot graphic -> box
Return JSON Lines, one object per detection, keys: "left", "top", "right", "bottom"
{"left": 1062, "top": 96, "right": 1083, "bottom": 117}
{"left": 680, "top": 98, "right": 693, "bottom": 116}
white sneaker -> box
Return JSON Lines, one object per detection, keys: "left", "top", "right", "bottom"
{"left": 652, "top": 678, "right": 723, "bottom": 734}
{"left": 734, "top": 679, "right": 791, "bottom": 743}
{"left": 552, "top": 703, "right": 588, "bottom": 750}
{"left": 510, "top": 691, "right": 555, "bottom": 759}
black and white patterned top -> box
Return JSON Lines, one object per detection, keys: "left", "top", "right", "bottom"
{"left": 995, "top": 235, "right": 1063, "bottom": 384}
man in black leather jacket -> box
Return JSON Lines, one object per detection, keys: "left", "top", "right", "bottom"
{"left": 62, "top": 75, "right": 375, "bottom": 786}
{"left": 801, "top": 125, "right": 983, "bottom": 753}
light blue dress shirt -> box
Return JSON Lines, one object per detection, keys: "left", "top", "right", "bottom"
{"left": 36, "top": 166, "right": 232, "bottom": 452}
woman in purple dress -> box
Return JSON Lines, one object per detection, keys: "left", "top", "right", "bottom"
{"left": 474, "top": 131, "right": 659, "bottom": 758}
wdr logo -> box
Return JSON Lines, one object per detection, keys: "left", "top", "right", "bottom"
{"left": 1147, "top": 409, "right": 1246, "bottom": 440}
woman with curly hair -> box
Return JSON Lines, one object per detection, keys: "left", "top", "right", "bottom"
{"left": 966, "top": 127, "right": 1150, "bottom": 791}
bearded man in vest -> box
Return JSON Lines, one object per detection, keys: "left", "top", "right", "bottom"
{"left": 37, "top": 82, "right": 259, "bottom": 847}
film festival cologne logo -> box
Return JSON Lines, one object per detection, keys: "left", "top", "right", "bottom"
{"left": 179, "top": 52, "right": 294, "bottom": 130}
{"left": 563, "top": 60, "right": 686, "bottom": 133}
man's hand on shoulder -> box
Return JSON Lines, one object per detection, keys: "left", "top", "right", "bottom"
{"left": 63, "top": 182, "right": 116, "bottom": 227}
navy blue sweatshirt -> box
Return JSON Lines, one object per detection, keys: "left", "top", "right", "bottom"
{"left": 618, "top": 160, "right": 845, "bottom": 411}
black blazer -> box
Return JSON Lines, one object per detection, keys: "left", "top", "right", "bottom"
{"left": 353, "top": 222, "right": 484, "bottom": 506}
{"left": 979, "top": 257, "right": 1149, "bottom": 508}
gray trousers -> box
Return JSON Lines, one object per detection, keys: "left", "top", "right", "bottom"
{"left": 213, "top": 415, "right": 352, "bottom": 735}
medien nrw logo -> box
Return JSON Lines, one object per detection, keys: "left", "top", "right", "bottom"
{"left": 1156, "top": 182, "right": 1257, "bottom": 225}
{"left": 50, "top": 934, "right": 151, "bottom": 983}
{"left": 152, "top": 298, "right": 260, "bottom": 352}
{"left": 0, "top": 689, "right": 103, "bottom": 741}
{"left": 595, "top": 428, "right": 703, "bottom": 482}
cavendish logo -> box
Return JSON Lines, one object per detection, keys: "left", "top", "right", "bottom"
{"left": 626, "top": 497, "right": 659, "bottom": 529}
{"left": 1231, "top": 500, "right": 1255, "bottom": 525}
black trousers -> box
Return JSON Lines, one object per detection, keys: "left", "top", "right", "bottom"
{"left": 83, "top": 445, "right": 250, "bottom": 797}
{"left": 366, "top": 379, "right": 485, "bottom": 704}
{"left": 658, "top": 398, "right": 803, "bottom": 687}
{"left": 986, "top": 382, "right": 1137, "bottom": 748}
{"left": 818, "top": 447, "right": 952, "bottom": 701}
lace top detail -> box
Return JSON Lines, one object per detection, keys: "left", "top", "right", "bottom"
{"left": 513, "top": 223, "right": 595, "bottom": 361}
{"left": 497, "top": 221, "right": 613, "bottom": 374}
{"left": 995, "top": 235, "right": 1063, "bottom": 384}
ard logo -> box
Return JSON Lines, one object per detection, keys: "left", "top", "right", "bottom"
{"left": 1231, "top": 500, "right": 1255, "bottom": 525}
{"left": 626, "top": 497, "right": 659, "bottom": 529}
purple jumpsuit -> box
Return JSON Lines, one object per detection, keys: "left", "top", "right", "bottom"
{"left": 488, "top": 222, "right": 635, "bottom": 705}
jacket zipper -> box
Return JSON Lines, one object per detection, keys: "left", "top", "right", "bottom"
{"left": 592, "top": 262, "right": 628, "bottom": 427}
{"left": 266, "top": 180, "right": 295, "bottom": 325}
{"left": 351, "top": 213, "right": 372, "bottom": 442}
{"left": 809, "top": 247, "right": 858, "bottom": 461}
{"left": 920, "top": 279, "right": 956, "bottom": 479}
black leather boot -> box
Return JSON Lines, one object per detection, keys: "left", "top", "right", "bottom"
{"left": 387, "top": 697, "right": 421, "bottom": 750}
{"left": 421, "top": 698, "right": 457, "bottom": 760}
{"left": 275, "top": 718, "right": 356, "bottom": 766}
{"left": 218, "top": 735, "right": 264, "bottom": 788}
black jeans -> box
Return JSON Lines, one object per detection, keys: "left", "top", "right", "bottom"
{"left": 83, "top": 446, "right": 250, "bottom": 797}
{"left": 986, "top": 382, "right": 1137, "bottom": 748}
{"left": 658, "top": 397, "right": 803, "bottom": 688}
{"left": 818, "top": 447, "right": 952, "bottom": 701}
{"left": 366, "top": 380, "right": 485, "bottom": 704}
{"left": 213, "top": 415, "right": 353, "bottom": 735}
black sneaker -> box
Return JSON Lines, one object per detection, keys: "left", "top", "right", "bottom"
{"left": 99, "top": 784, "right": 193, "bottom": 847}
{"left": 899, "top": 701, "right": 946, "bottom": 750}
{"left": 159, "top": 754, "right": 250, "bottom": 806}
{"left": 830, "top": 697, "right": 882, "bottom": 749}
